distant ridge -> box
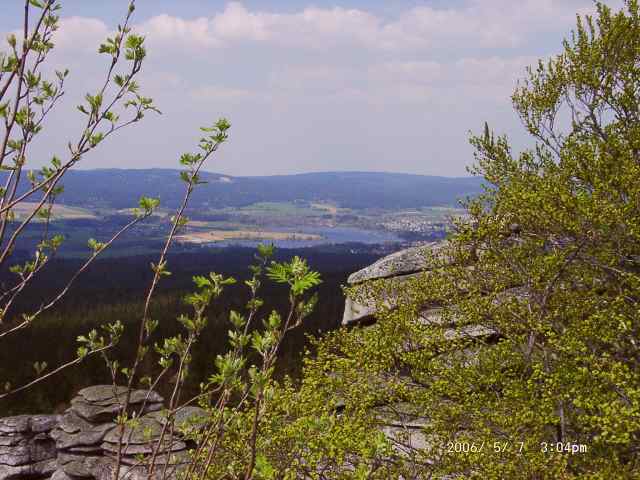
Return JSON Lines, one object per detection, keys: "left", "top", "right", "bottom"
{"left": 12, "top": 169, "right": 484, "bottom": 210}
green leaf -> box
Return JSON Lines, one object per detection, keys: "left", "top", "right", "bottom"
{"left": 254, "top": 454, "right": 276, "bottom": 480}
{"left": 179, "top": 171, "right": 191, "bottom": 184}
{"left": 138, "top": 196, "right": 160, "bottom": 214}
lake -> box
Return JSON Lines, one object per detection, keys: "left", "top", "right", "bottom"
{"left": 207, "top": 226, "right": 403, "bottom": 248}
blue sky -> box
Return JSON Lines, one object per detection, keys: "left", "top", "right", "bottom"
{"left": 2, "top": 1, "right": 463, "bottom": 25}
{"left": 1, "top": 0, "right": 623, "bottom": 176}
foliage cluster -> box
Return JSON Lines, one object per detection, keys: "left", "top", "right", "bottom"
{"left": 195, "top": 2, "right": 640, "bottom": 478}
{"left": 2, "top": 1, "right": 639, "bottom": 479}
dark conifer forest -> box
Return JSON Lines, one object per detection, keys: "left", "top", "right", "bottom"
{"left": 0, "top": 248, "right": 380, "bottom": 414}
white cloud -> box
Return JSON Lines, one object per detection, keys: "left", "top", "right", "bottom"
{"left": 141, "top": 14, "right": 220, "bottom": 49}
{"left": 137, "top": 2, "right": 381, "bottom": 51}
{"left": 133, "top": 0, "right": 608, "bottom": 52}
{"left": 209, "top": 3, "right": 270, "bottom": 42}
{"left": 6, "top": 0, "right": 625, "bottom": 176}
{"left": 53, "top": 17, "right": 109, "bottom": 53}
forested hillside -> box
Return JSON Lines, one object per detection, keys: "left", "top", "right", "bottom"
{"left": 0, "top": 248, "right": 380, "bottom": 414}
{"left": 7, "top": 169, "right": 483, "bottom": 210}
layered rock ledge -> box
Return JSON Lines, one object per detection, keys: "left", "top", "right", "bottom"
{"left": 0, "top": 386, "right": 205, "bottom": 480}
{"left": 341, "top": 242, "right": 501, "bottom": 456}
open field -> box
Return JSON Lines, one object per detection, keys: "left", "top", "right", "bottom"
{"left": 12, "top": 202, "right": 97, "bottom": 220}
{"left": 176, "top": 229, "right": 323, "bottom": 244}
{"left": 310, "top": 203, "right": 341, "bottom": 215}
{"left": 116, "top": 207, "right": 167, "bottom": 218}
{"left": 10, "top": 201, "right": 456, "bottom": 257}
{"left": 235, "top": 202, "right": 322, "bottom": 217}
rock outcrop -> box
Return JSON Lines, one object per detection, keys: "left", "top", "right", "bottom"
{"left": 341, "top": 244, "right": 445, "bottom": 453}
{"left": 0, "top": 386, "right": 206, "bottom": 480}
{"left": 342, "top": 242, "right": 451, "bottom": 327}
{"left": 341, "top": 242, "right": 498, "bottom": 456}
{"left": 0, "top": 415, "right": 58, "bottom": 480}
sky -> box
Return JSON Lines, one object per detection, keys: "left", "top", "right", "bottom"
{"left": 1, "top": 0, "right": 623, "bottom": 177}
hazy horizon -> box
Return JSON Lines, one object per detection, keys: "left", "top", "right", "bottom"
{"left": 64, "top": 166, "right": 478, "bottom": 178}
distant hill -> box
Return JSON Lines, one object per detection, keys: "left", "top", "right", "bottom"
{"left": 11, "top": 169, "right": 484, "bottom": 210}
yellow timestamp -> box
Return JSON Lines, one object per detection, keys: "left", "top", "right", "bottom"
{"left": 444, "top": 441, "right": 526, "bottom": 454}
{"left": 444, "top": 440, "right": 588, "bottom": 455}
{"left": 540, "top": 442, "right": 588, "bottom": 454}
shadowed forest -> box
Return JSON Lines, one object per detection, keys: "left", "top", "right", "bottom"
{"left": 0, "top": 247, "right": 380, "bottom": 414}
